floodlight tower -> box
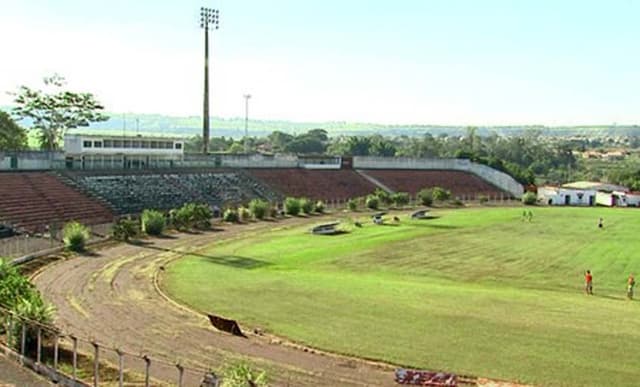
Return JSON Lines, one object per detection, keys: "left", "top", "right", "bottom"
{"left": 243, "top": 94, "right": 251, "bottom": 154}
{"left": 200, "top": 7, "right": 219, "bottom": 154}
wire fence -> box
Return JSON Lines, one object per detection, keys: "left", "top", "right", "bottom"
{"left": 0, "top": 305, "right": 219, "bottom": 386}
{"left": 0, "top": 222, "right": 115, "bottom": 259}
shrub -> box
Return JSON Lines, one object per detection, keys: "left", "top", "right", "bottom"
{"left": 478, "top": 195, "right": 489, "bottom": 204}
{"left": 374, "top": 188, "right": 392, "bottom": 205}
{"left": 111, "top": 217, "right": 139, "bottom": 241}
{"left": 347, "top": 198, "right": 358, "bottom": 211}
{"left": 0, "top": 259, "right": 54, "bottom": 351}
{"left": 391, "top": 192, "right": 410, "bottom": 207}
{"left": 522, "top": 192, "right": 537, "bottom": 205}
{"left": 223, "top": 208, "right": 239, "bottom": 223}
{"left": 450, "top": 198, "right": 464, "bottom": 206}
{"left": 192, "top": 203, "right": 213, "bottom": 229}
{"left": 220, "top": 362, "right": 268, "bottom": 387}
{"left": 300, "top": 198, "right": 314, "bottom": 214}
{"left": 366, "top": 194, "right": 379, "bottom": 210}
{"left": 170, "top": 206, "right": 193, "bottom": 231}
{"left": 314, "top": 201, "right": 325, "bottom": 213}
{"left": 249, "top": 199, "right": 269, "bottom": 220}
{"left": 238, "top": 206, "right": 252, "bottom": 222}
{"left": 418, "top": 189, "right": 433, "bottom": 207}
{"left": 432, "top": 187, "right": 452, "bottom": 201}
{"left": 141, "top": 209, "right": 165, "bottom": 236}
{"left": 12, "top": 297, "right": 55, "bottom": 352}
{"left": 62, "top": 221, "right": 90, "bottom": 252}
{"left": 284, "top": 197, "right": 301, "bottom": 216}
{"left": 269, "top": 206, "right": 279, "bottom": 218}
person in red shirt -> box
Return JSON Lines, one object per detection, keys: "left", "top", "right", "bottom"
{"left": 585, "top": 270, "right": 593, "bottom": 295}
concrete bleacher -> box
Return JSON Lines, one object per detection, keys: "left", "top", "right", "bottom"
{"left": 359, "top": 169, "right": 509, "bottom": 198}
{"left": 63, "top": 169, "right": 280, "bottom": 215}
{"left": 0, "top": 172, "right": 115, "bottom": 233}
{"left": 247, "top": 168, "right": 377, "bottom": 200}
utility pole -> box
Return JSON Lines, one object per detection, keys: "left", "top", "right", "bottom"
{"left": 200, "top": 7, "right": 219, "bottom": 154}
{"left": 243, "top": 94, "right": 251, "bottom": 154}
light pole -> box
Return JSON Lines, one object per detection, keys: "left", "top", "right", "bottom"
{"left": 200, "top": 7, "right": 219, "bottom": 154}
{"left": 243, "top": 94, "right": 251, "bottom": 154}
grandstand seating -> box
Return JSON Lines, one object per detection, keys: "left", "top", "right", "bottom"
{"left": 360, "top": 169, "right": 508, "bottom": 198}
{"left": 247, "top": 169, "right": 377, "bottom": 200}
{"left": 0, "top": 172, "right": 115, "bottom": 233}
{"left": 63, "top": 169, "right": 280, "bottom": 215}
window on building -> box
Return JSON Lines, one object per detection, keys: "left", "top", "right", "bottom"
{"left": 113, "top": 140, "right": 122, "bottom": 148}
{"left": 94, "top": 141, "right": 103, "bottom": 148}
{"left": 83, "top": 140, "right": 92, "bottom": 148}
{"left": 175, "top": 143, "right": 182, "bottom": 149}
{"left": 150, "top": 141, "right": 158, "bottom": 149}
{"left": 123, "top": 140, "right": 131, "bottom": 148}
{"left": 141, "top": 141, "right": 150, "bottom": 149}
{"left": 132, "top": 141, "right": 141, "bottom": 148}
{"left": 104, "top": 140, "right": 113, "bottom": 148}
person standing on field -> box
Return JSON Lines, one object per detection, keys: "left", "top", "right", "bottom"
{"left": 627, "top": 274, "right": 636, "bottom": 300}
{"left": 585, "top": 270, "right": 593, "bottom": 295}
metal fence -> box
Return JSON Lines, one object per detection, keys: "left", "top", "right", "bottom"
{"left": 0, "top": 305, "right": 219, "bottom": 386}
{"left": 0, "top": 222, "right": 114, "bottom": 259}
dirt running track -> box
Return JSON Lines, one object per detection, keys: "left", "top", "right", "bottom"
{"left": 33, "top": 219, "right": 397, "bottom": 386}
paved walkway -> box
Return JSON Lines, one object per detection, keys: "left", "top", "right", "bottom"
{"left": 0, "top": 355, "right": 51, "bottom": 386}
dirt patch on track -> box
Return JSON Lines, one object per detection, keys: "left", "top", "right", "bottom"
{"left": 33, "top": 217, "right": 398, "bottom": 386}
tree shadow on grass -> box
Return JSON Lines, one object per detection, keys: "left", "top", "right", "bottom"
{"left": 139, "top": 243, "right": 271, "bottom": 269}
{"left": 410, "top": 223, "right": 458, "bottom": 230}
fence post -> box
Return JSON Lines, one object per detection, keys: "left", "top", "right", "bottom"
{"left": 20, "top": 322, "right": 26, "bottom": 357}
{"left": 92, "top": 341, "right": 100, "bottom": 387}
{"left": 176, "top": 362, "right": 184, "bottom": 387}
{"left": 144, "top": 355, "right": 151, "bottom": 387}
{"left": 116, "top": 348, "right": 124, "bottom": 387}
{"left": 53, "top": 333, "right": 59, "bottom": 370}
{"left": 71, "top": 335, "right": 78, "bottom": 381}
{"left": 5, "top": 313, "right": 12, "bottom": 352}
{"left": 36, "top": 327, "right": 42, "bottom": 364}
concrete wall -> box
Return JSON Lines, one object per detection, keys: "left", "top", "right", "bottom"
{"left": 0, "top": 151, "right": 63, "bottom": 171}
{"left": 353, "top": 156, "right": 524, "bottom": 198}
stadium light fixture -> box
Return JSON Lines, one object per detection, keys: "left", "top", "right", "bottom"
{"left": 243, "top": 94, "right": 251, "bottom": 154}
{"left": 200, "top": 7, "right": 220, "bottom": 154}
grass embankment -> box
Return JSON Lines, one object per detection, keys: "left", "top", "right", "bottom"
{"left": 163, "top": 207, "right": 640, "bottom": 386}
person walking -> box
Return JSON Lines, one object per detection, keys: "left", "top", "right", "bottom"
{"left": 627, "top": 274, "right": 636, "bottom": 300}
{"left": 585, "top": 270, "right": 593, "bottom": 295}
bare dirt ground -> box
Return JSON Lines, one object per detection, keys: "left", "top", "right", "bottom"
{"left": 0, "top": 355, "right": 51, "bottom": 386}
{"left": 32, "top": 217, "right": 400, "bottom": 386}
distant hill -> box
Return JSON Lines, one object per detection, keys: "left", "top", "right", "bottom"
{"left": 2, "top": 106, "right": 638, "bottom": 138}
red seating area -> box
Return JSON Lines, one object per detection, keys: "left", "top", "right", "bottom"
{"left": 361, "top": 169, "right": 507, "bottom": 198}
{"left": 0, "top": 172, "right": 115, "bottom": 233}
{"left": 247, "top": 169, "right": 377, "bottom": 200}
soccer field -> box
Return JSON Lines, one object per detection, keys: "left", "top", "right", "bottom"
{"left": 162, "top": 207, "right": 640, "bottom": 386}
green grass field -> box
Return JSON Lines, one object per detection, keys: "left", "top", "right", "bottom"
{"left": 162, "top": 207, "right": 640, "bottom": 386}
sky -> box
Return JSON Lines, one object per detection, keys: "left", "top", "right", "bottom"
{"left": 1, "top": 0, "right": 639, "bottom": 126}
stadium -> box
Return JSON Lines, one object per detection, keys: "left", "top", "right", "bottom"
{"left": 2, "top": 2, "right": 640, "bottom": 387}
{"left": 2, "top": 135, "right": 640, "bottom": 387}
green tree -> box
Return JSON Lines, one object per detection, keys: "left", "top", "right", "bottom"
{"left": 522, "top": 192, "right": 537, "bottom": 205}
{"left": 12, "top": 74, "right": 108, "bottom": 150}
{"left": 0, "top": 110, "right": 27, "bottom": 150}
